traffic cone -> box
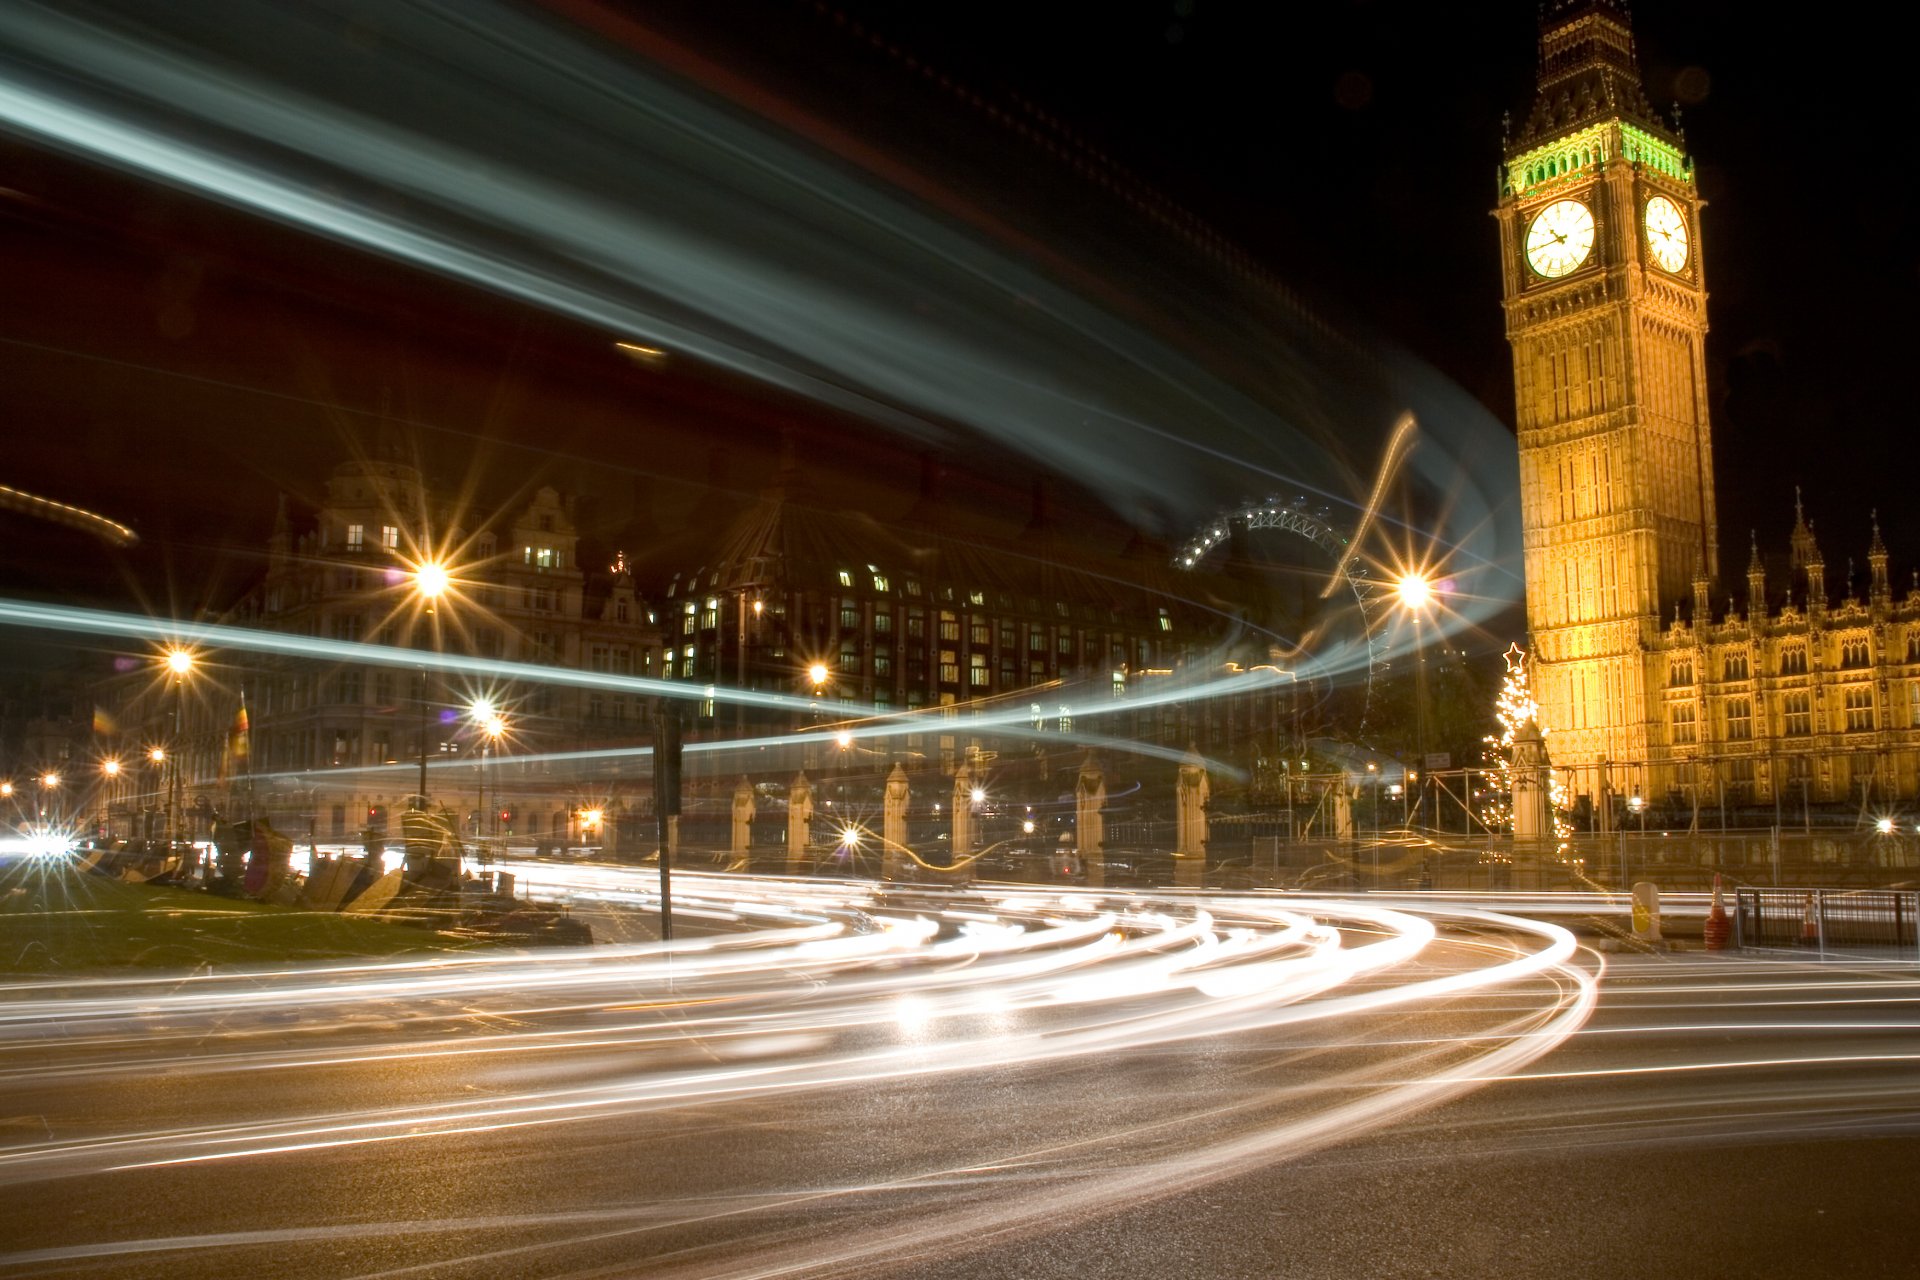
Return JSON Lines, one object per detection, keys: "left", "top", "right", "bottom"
{"left": 1704, "top": 873, "right": 1731, "bottom": 951}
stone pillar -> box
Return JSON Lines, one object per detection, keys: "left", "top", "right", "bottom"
{"left": 1510, "top": 717, "right": 1552, "bottom": 843}
{"left": 883, "top": 762, "right": 910, "bottom": 880}
{"left": 1174, "top": 747, "right": 1208, "bottom": 888}
{"left": 730, "top": 776, "right": 754, "bottom": 856}
{"left": 1511, "top": 716, "right": 1553, "bottom": 889}
{"left": 787, "top": 770, "right": 813, "bottom": 871}
{"left": 1076, "top": 752, "right": 1105, "bottom": 887}
{"left": 950, "top": 765, "right": 973, "bottom": 866}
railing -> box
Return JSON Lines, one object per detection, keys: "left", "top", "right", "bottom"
{"left": 1733, "top": 887, "right": 1920, "bottom": 955}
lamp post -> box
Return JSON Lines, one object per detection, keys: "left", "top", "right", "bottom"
{"left": 145, "top": 746, "right": 165, "bottom": 843}
{"left": 100, "top": 758, "right": 121, "bottom": 841}
{"left": 471, "top": 700, "right": 506, "bottom": 858}
{"left": 161, "top": 646, "right": 194, "bottom": 855}
{"left": 806, "top": 662, "right": 828, "bottom": 771}
{"left": 1393, "top": 573, "right": 1433, "bottom": 830}
{"left": 38, "top": 771, "right": 58, "bottom": 828}
{"left": 411, "top": 559, "right": 450, "bottom": 809}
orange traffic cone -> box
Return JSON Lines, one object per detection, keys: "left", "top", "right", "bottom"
{"left": 1704, "top": 873, "right": 1731, "bottom": 951}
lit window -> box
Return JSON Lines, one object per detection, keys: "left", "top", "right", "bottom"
{"left": 873, "top": 574, "right": 889, "bottom": 593}
{"left": 1670, "top": 702, "right": 1696, "bottom": 745}
{"left": 1112, "top": 670, "right": 1126, "bottom": 698}
{"left": 1158, "top": 608, "right": 1171, "bottom": 633}
{"left": 1783, "top": 692, "right": 1811, "bottom": 736}
{"left": 380, "top": 525, "right": 399, "bottom": 549}
{"left": 346, "top": 524, "right": 365, "bottom": 550}
{"left": 969, "top": 590, "right": 985, "bottom": 606}
{"left": 969, "top": 653, "right": 990, "bottom": 687}
{"left": 1845, "top": 685, "right": 1875, "bottom": 732}
{"left": 838, "top": 570, "right": 853, "bottom": 587}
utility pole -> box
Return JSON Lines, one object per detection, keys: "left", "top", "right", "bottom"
{"left": 654, "top": 700, "right": 683, "bottom": 942}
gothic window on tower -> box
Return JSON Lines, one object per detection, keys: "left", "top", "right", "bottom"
{"left": 1726, "top": 698, "right": 1752, "bottom": 741}
{"left": 1669, "top": 702, "right": 1697, "bottom": 745}
{"left": 1844, "top": 686, "right": 1876, "bottom": 733}
{"left": 1841, "top": 638, "right": 1871, "bottom": 669}
{"left": 1723, "top": 652, "right": 1749, "bottom": 681}
{"left": 1781, "top": 647, "right": 1808, "bottom": 676}
{"left": 1669, "top": 658, "right": 1693, "bottom": 688}
{"left": 1782, "top": 692, "right": 1812, "bottom": 736}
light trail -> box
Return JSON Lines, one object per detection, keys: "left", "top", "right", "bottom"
{"left": 0, "top": 0, "right": 1522, "bottom": 649}
{"left": 0, "top": 873, "right": 1586, "bottom": 1206}
{"left": 8, "top": 875, "right": 1918, "bottom": 1275}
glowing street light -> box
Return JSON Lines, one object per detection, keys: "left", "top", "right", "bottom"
{"left": 1395, "top": 572, "right": 1433, "bottom": 610}
{"left": 412, "top": 558, "right": 451, "bottom": 601}
{"left": 148, "top": 746, "right": 166, "bottom": 765}
{"left": 807, "top": 662, "right": 829, "bottom": 690}
{"left": 101, "top": 759, "right": 121, "bottom": 778}
{"left": 836, "top": 730, "right": 853, "bottom": 749}
{"left": 970, "top": 786, "right": 986, "bottom": 805}
{"left": 1876, "top": 817, "right": 1895, "bottom": 835}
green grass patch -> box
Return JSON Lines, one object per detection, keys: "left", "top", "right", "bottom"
{"left": 0, "top": 857, "right": 481, "bottom": 974}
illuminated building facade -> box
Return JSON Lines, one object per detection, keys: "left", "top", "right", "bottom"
{"left": 1500, "top": 0, "right": 1920, "bottom": 814}
{"left": 215, "top": 452, "right": 664, "bottom": 843}
{"left": 645, "top": 455, "right": 1233, "bottom": 782}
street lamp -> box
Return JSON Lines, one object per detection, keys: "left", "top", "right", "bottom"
{"left": 410, "top": 559, "right": 451, "bottom": 808}
{"left": 471, "top": 700, "right": 507, "bottom": 854}
{"left": 100, "top": 758, "right": 121, "bottom": 841}
{"left": 1392, "top": 574, "right": 1433, "bottom": 829}
{"left": 159, "top": 646, "right": 195, "bottom": 852}
{"left": 39, "top": 771, "right": 59, "bottom": 825}
{"left": 804, "top": 662, "right": 829, "bottom": 769}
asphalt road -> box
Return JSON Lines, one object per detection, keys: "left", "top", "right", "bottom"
{"left": 2, "top": 873, "right": 1915, "bottom": 1279}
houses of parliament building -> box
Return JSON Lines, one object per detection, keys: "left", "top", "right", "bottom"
{"left": 1501, "top": 0, "right": 1920, "bottom": 817}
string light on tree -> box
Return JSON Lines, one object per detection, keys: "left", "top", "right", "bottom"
{"left": 1478, "top": 643, "right": 1572, "bottom": 851}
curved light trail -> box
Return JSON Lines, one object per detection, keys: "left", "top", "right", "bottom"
{"left": 0, "top": 0, "right": 1522, "bottom": 650}
{"left": 0, "top": 868, "right": 1590, "bottom": 1274}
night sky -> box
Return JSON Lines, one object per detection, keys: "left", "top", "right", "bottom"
{"left": 2, "top": 1, "right": 1915, "bottom": 625}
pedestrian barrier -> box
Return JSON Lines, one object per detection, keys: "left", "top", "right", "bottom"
{"left": 1732, "top": 887, "right": 1920, "bottom": 956}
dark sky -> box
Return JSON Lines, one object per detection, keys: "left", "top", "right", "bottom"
{"left": 2, "top": 0, "right": 1915, "bottom": 618}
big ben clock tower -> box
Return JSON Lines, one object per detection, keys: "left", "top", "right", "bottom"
{"left": 1497, "top": 0, "right": 1715, "bottom": 781}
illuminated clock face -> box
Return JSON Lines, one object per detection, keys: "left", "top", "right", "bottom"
{"left": 1525, "top": 199, "right": 1595, "bottom": 278}
{"left": 1643, "top": 195, "right": 1690, "bottom": 272}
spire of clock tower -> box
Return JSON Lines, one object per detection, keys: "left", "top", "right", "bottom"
{"left": 1513, "top": 0, "right": 1670, "bottom": 151}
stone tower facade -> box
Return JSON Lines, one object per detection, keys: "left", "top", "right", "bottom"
{"left": 1495, "top": 0, "right": 1714, "bottom": 781}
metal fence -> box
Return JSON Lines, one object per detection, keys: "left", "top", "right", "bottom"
{"left": 1733, "top": 887, "right": 1920, "bottom": 954}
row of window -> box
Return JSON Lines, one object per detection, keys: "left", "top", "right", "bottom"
{"left": 1670, "top": 635, "right": 1920, "bottom": 687}
{"left": 1671, "top": 684, "right": 1910, "bottom": 742}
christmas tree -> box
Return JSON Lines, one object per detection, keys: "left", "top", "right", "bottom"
{"left": 1477, "top": 644, "right": 1570, "bottom": 846}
